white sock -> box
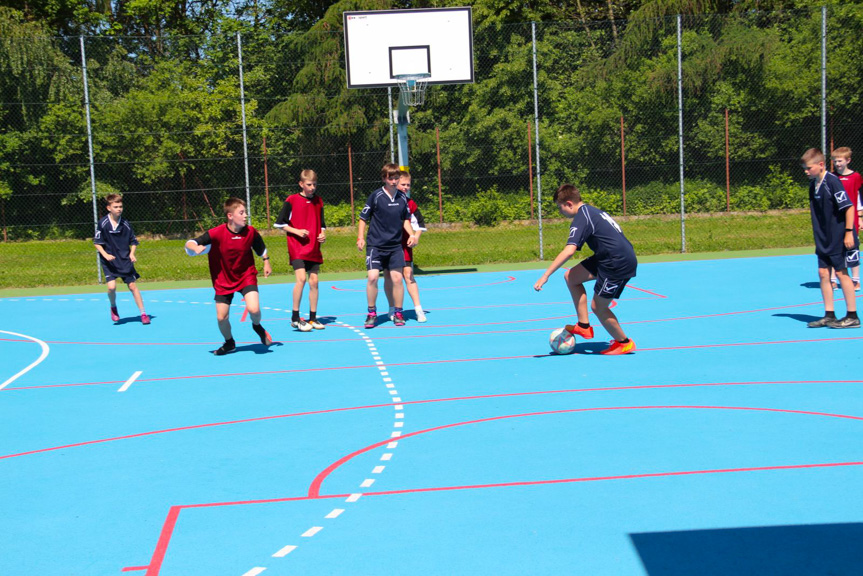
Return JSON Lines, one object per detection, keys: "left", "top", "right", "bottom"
{"left": 414, "top": 305, "right": 424, "bottom": 313}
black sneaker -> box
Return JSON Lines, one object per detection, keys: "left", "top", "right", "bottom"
{"left": 807, "top": 316, "right": 834, "bottom": 328}
{"left": 827, "top": 316, "right": 861, "bottom": 329}
{"left": 214, "top": 339, "right": 236, "bottom": 355}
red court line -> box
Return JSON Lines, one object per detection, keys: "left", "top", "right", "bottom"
{"left": 9, "top": 379, "right": 863, "bottom": 461}
{"left": 240, "top": 307, "right": 249, "bottom": 322}
{"left": 121, "top": 566, "right": 148, "bottom": 572}
{"left": 331, "top": 276, "right": 517, "bottom": 292}
{"left": 307, "top": 404, "right": 863, "bottom": 497}
{"left": 626, "top": 284, "right": 667, "bottom": 298}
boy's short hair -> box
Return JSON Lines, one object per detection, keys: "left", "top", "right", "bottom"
{"left": 105, "top": 193, "right": 123, "bottom": 205}
{"left": 801, "top": 148, "right": 825, "bottom": 165}
{"left": 381, "top": 163, "right": 401, "bottom": 180}
{"left": 224, "top": 197, "right": 245, "bottom": 215}
{"left": 832, "top": 147, "right": 852, "bottom": 160}
{"left": 554, "top": 184, "right": 582, "bottom": 205}
{"left": 398, "top": 170, "right": 411, "bottom": 180}
{"left": 299, "top": 169, "right": 317, "bottom": 181}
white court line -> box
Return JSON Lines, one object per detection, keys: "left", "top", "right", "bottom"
{"left": 0, "top": 330, "right": 50, "bottom": 391}
{"left": 302, "top": 526, "right": 323, "bottom": 537}
{"left": 272, "top": 545, "right": 297, "bottom": 557}
{"left": 242, "top": 568, "right": 267, "bottom": 576}
{"left": 118, "top": 371, "right": 143, "bottom": 393}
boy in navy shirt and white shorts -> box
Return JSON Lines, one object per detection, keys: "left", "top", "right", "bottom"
{"left": 534, "top": 184, "right": 638, "bottom": 355}
{"left": 802, "top": 148, "right": 860, "bottom": 328}
{"left": 94, "top": 193, "right": 150, "bottom": 324}
{"left": 356, "top": 163, "right": 417, "bottom": 328}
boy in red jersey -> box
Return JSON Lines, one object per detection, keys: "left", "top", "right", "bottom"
{"left": 384, "top": 171, "right": 427, "bottom": 322}
{"left": 274, "top": 169, "right": 327, "bottom": 331}
{"left": 831, "top": 147, "right": 862, "bottom": 290}
{"left": 185, "top": 198, "right": 274, "bottom": 355}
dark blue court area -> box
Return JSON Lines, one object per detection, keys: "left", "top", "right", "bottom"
{"left": 2, "top": 254, "right": 863, "bottom": 576}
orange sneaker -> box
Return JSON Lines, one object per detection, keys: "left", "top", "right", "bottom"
{"left": 564, "top": 324, "right": 594, "bottom": 339}
{"left": 600, "top": 339, "right": 636, "bottom": 355}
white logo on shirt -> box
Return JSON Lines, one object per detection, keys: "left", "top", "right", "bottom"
{"left": 600, "top": 211, "right": 622, "bottom": 233}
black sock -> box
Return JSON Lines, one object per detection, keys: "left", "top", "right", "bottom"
{"left": 215, "top": 338, "right": 236, "bottom": 356}
{"left": 292, "top": 310, "right": 300, "bottom": 321}
{"left": 825, "top": 311, "right": 837, "bottom": 319}
{"left": 309, "top": 311, "right": 317, "bottom": 322}
{"left": 618, "top": 338, "right": 630, "bottom": 344}
{"left": 578, "top": 321, "right": 591, "bottom": 329}
{"left": 849, "top": 311, "right": 859, "bottom": 320}
{"left": 252, "top": 323, "right": 270, "bottom": 345}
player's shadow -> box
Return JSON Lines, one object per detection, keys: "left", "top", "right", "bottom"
{"left": 316, "top": 316, "right": 338, "bottom": 326}
{"left": 800, "top": 281, "right": 822, "bottom": 289}
{"left": 115, "top": 315, "right": 156, "bottom": 325}
{"left": 414, "top": 266, "right": 477, "bottom": 275}
{"left": 402, "top": 309, "right": 429, "bottom": 322}
{"left": 773, "top": 312, "right": 822, "bottom": 324}
{"left": 534, "top": 342, "right": 608, "bottom": 357}
{"left": 222, "top": 342, "right": 283, "bottom": 355}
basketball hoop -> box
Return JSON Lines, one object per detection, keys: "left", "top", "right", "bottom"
{"left": 394, "top": 73, "right": 430, "bottom": 107}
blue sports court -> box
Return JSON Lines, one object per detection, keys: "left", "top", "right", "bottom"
{"left": 2, "top": 254, "right": 863, "bottom": 575}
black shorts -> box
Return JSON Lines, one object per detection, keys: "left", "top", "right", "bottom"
{"left": 581, "top": 255, "right": 632, "bottom": 300}
{"left": 817, "top": 248, "right": 860, "bottom": 270}
{"left": 214, "top": 284, "right": 258, "bottom": 305}
{"left": 291, "top": 259, "right": 321, "bottom": 274}
{"left": 102, "top": 265, "right": 140, "bottom": 284}
{"left": 366, "top": 246, "right": 405, "bottom": 272}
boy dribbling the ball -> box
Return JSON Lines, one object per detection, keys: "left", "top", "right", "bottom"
{"left": 534, "top": 184, "right": 637, "bottom": 355}
{"left": 185, "top": 197, "right": 274, "bottom": 355}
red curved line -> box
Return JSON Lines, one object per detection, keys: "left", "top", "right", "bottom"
{"left": 307, "top": 405, "right": 863, "bottom": 497}
{"left": 8, "top": 381, "right": 863, "bottom": 461}
{"left": 331, "top": 276, "right": 517, "bottom": 292}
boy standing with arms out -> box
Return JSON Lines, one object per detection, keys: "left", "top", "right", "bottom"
{"left": 185, "top": 198, "right": 274, "bottom": 354}
{"left": 94, "top": 193, "right": 150, "bottom": 324}
{"left": 384, "top": 171, "right": 428, "bottom": 322}
{"left": 274, "top": 169, "right": 327, "bottom": 331}
{"left": 357, "top": 163, "right": 417, "bottom": 328}
{"left": 534, "top": 184, "right": 637, "bottom": 355}
{"left": 831, "top": 147, "right": 862, "bottom": 289}
{"left": 803, "top": 148, "right": 860, "bottom": 328}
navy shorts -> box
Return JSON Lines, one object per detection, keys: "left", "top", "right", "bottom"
{"left": 102, "top": 264, "right": 140, "bottom": 284}
{"left": 291, "top": 259, "right": 321, "bottom": 274}
{"left": 214, "top": 284, "right": 258, "bottom": 305}
{"left": 366, "top": 246, "right": 405, "bottom": 272}
{"left": 817, "top": 247, "right": 860, "bottom": 270}
{"left": 580, "top": 255, "right": 632, "bottom": 300}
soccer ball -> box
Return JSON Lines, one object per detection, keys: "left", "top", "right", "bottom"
{"left": 549, "top": 328, "right": 576, "bottom": 355}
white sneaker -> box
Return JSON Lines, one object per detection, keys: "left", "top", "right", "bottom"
{"left": 415, "top": 308, "right": 427, "bottom": 323}
{"left": 291, "top": 318, "right": 313, "bottom": 332}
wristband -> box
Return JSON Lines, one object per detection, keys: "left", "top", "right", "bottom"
{"left": 846, "top": 229, "right": 854, "bottom": 232}
{"left": 262, "top": 256, "right": 270, "bottom": 261}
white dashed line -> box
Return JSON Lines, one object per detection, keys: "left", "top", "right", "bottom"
{"left": 242, "top": 568, "right": 266, "bottom": 576}
{"left": 372, "top": 466, "right": 385, "bottom": 474}
{"left": 301, "top": 526, "right": 323, "bottom": 537}
{"left": 381, "top": 453, "right": 393, "bottom": 461}
{"left": 394, "top": 422, "right": 404, "bottom": 428}
{"left": 395, "top": 413, "right": 404, "bottom": 419}
{"left": 117, "top": 370, "right": 143, "bottom": 393}
{"left": 272, "top": 545, "right": 296, "bottom": 558}
{"left": 387, "top": 442, "right": 398, "bottom": 449}
{"left": 360, "top": 479, "right": 375, "bottom": 488}
{"left": 325, "top": 509, "right": 345, "bottom": 519}
{"left": 346, "top": 493, "right": 362, "bottom": 503}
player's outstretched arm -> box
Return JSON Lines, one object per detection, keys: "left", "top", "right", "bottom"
{"left": 534, "top": 245, "right": 577, "bottom": 291}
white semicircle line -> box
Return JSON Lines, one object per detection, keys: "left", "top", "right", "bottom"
{"left": 0, "top": 330, "right": 50, "bottom": 390}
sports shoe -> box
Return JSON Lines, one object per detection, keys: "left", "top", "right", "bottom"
{"left": 140, "top": 313, "right": 151, "bottom": 325}
{"left": 807, "top": 316, "right": 834, "bottom": 328}
{"left": 364, "top": 313, "right": 377, "bottom": 329}
{"left": 110, "top": 307, "right": 120, "bottom": 322}
{"left": 291, "top": 318, "right": 312, "bottom": 332}
{"left": 415, "top": 308, "right": 427, "bottom": 323}
{"left": 600, "top": 339, "right": 636, "bottom": 355}
{"left": 856, "top": 282, "right": 861, "bottom": 292}
{"left": 310, "top": 320, "right": 325, "bottom": 330}
{"left": 564, "top": 324, "right": 594, "bottom": 339}
{"left": 214, "top": 339, "right": 236, "bottom": 356}
{"left": 393, "top": 311, "right": 405, "bottom": 326}
{"left": 827, "top": 316, "right": 861, "bottom": 329}
{"left": 388, "top": 307, "right": 395, "bottom": 321}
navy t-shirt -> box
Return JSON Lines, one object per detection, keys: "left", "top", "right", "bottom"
{"left": 94, "top": 215, "right": 138, "bottom": 275}
{"left": 567, "top": 204, "right": 637, "bottom": 278}
{"left": 360, "top": 187, "right": 410, "bottom": 249}
{"left": 810, "top": 172, "right": 852, "bottom": 255}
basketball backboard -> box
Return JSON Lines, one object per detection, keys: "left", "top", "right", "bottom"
{"left": 343, "top": 7, "right": 474, "bottom": 89}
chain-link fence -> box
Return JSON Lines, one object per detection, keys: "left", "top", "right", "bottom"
{"left": 1, "top": 7, "right": 859, "bottom": 259}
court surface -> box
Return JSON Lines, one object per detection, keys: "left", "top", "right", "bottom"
{"left": 3, "top": 254, "right": 863, "bottom": 576}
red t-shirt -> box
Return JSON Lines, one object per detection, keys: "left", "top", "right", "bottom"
{"left": 205, "top": 223, "right": 261, "bottom": 295}
{"left": 837, "top": 171, "right": 862, "bottom": 231}
{"left": 276, "top": 193, "right": 325, "bottom": 263}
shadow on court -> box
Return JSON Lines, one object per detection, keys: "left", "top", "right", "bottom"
{"left": 114, "top": 315, "right": 156, "bottom": 325}
{"left": 800, "top": 281, "right": 822, "bottom": 289}
{"left": 212, "top": 342, "right": 283, "bottom": 355}
{"left": 773, "top": 313, "right": 822, "bottom": 324}
{"left": 414, "top": 266, "right": 478, "bottom": 276}
{"left": 630, "top": 522, "right": 863, "bottom": 576}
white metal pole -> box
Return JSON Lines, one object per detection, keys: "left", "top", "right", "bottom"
{"left": 80, "top": 36, "right": 102, "bottom": 283}
{"left": 532, "top": 22, "right": 544, "bottom": 260}
{"left": 821, "top": 5, "right": 827, "bottom": 154}
{"left": 677, "top": 14, "right": 686, "bottom": 253}
{"left": 237, "top": 32, "right": 252, "bottom": 222}
{"left": 388, "top": 87, "right": 395, "bottom": 163}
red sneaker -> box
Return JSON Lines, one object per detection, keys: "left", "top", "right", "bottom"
{"left": 564, "top": 324, "right": 594, "bottom": 339}
{"left": 600, "top": 339, "right": 636, "bottom": 355}
{"left": 110, "top": 307, "right": 120, "bottom": 322}
{"left": 140, "top": 313, "right": 151, "bottom": 325}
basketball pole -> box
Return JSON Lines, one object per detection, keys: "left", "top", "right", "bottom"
{"left": 395, "top": 94, "right": 411, "bottom": 171}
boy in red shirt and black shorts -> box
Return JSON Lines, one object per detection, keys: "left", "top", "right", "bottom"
{"left": 274, "top": 169, "right": 327, "bottom": 331}
{"left": 185, "top": 197, "right": 274, "bottom": 355}
{"left": 832, "top": 147, "right": 862, "bottom": 289}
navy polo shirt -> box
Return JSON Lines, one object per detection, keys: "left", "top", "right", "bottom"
{"left": 567, "top": 204, "right": 637, "bottom": 278}
{"left": 810, "top": 172, "right": 853, "bottom": 255}
{"left": 94, "top": 215, "right": 138, "bottom": 276}
{"left": 360, "top": 187, "right": 410, "bottom": 250}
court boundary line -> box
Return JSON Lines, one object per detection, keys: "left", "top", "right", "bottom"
{"left": 0, "top": 329, "right": 50, "bottom": 390}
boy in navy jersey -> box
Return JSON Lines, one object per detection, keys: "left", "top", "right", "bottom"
{"left": 384, "top": 171, "right": 428, "bottom": 322}
{"left": 274, "top": 169, "right": 327, "bottom": 331}
{"left": 94, "top": 193, "right": 150, "bottom": 324}
{"left": 802, "top": 148, "right": 860, "bottom": 328}
{"left": 185, "top": 198, "right": 274, "bottom": 354}
{"left": 534, "top": 184, "right": 637, "bottom": 355}
{"left": 357, "top": 163, "right": 417, "bottom": 328}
